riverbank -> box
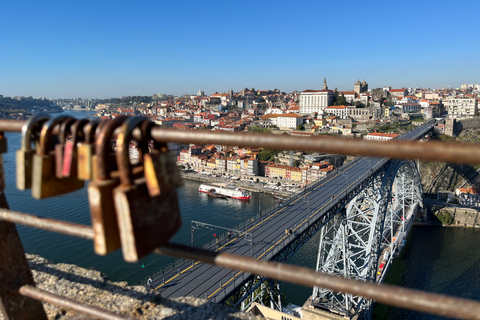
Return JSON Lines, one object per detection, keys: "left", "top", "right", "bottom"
{"left": 181, "top": 171, "right": 296, "bottom": 198}
{"left": 419, "top": 199, "right": 480, "bottom": 228}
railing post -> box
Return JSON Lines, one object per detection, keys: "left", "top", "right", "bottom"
{"left": 0, "top": 191, "right": 48, "bottom": 320}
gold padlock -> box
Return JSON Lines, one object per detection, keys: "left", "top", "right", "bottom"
{"left": 77, "top": 120, "right": 101, "bottom": 180}
{"left": 141, "top": 121, "right": 183, "bottom": 197}
{"left": 114, "top": 116, "right": 182, "bottom": 262}
{"left": 31, "top": 116, "right": 84, "bottom": 199}
{"left": 16, "top": 114, "right": 50, "bottom": 190}
{"left": 88, "top": 117, "right": 126, "bottom": 255}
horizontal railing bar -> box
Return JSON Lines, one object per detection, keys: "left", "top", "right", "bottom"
{"left": 0, "top": 119, "right": 479, "bottom": 164}
{"left": 19, "top": 285, "right": 136, "bottom": 320}
{"left": 156, "top": 242, "right": 480, "bottom": 320}
{"left": 0, "top": 209, "right": 94, "bottom": 239}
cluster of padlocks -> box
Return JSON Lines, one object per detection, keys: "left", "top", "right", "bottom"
{"left": 15, "top": 114, "right": 182, "bottom": 262}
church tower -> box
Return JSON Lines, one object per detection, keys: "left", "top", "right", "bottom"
{"left": 362, "top": 80, "right": 368, "bottom": 92}
{"left": 323, "top": 78, "right": 328, "bottom": 90}
{"left": 354, "top": 80, "right": 362, "bottom": 94}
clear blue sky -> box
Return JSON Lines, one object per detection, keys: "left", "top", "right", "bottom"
{"left": 1, "top": 0, "right": 479, "bottom": 99}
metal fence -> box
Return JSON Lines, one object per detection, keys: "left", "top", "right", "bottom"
{"left": 1, "top": 118, "right": 480, "bottom": 320}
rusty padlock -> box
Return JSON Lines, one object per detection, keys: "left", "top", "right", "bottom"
{"left": 54, "top": 117, "right": 76, "bottom": 179}
{"left": 87, "top": 117, "right": 127, "bottom": 255}
{"left": 114, "top": 116, "right": 182, "bottom": 262}
{"left": 0, "top": 131, "right": 8, "bottom": 191}
{"left": 141, "top": 121, "right": 183, "bottom": 197}
{"left": 91, "top": 117, "right": 126, "bottom": 180}
{"left": 31, "top": 116, "right": 84, "bottom": 199}
{"left": 77, "top": 120, "right": 100, "bottom": 180}
{"left": 62, "top": 119, "right": 89, "bottom": 177}
{"left": 16, "top": 114, "right": 50, "bottom": 190}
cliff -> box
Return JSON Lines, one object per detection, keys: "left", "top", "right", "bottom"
{"left": 420, "top": 128, "right": 480, "bottom": 196}
{"left": 1, "top": 254, "right": 259, "bottom": 320}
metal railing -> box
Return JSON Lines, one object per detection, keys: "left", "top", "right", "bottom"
{"left": 1, "top": 118, "right": 480, "bottom": 320}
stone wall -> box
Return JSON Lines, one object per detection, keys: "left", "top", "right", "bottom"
{"left": 430, "top": 204, "right": 480, "bottom": 228}
{"left": 445, "top": 118, "right": 480, "bottom": 136}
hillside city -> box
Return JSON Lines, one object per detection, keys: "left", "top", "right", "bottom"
{"left": 1, "top": 80, "right": 479, "bottom": 189}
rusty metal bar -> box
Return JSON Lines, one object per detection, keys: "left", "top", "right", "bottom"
{"left": 0, "top": 119, "right": 25, "bottom": 132}
{"left": 0, "top": 208, "right": 94, "bottom": 239}
{"left": 1, "top": 119, "right": 480, "bottom": 164}
{"left": 156, "top": 242, "right": 480, "bottom": 320}
{"left": 146, "top": 127, "right": 480, "bottom": 165}
{"left": 19, "top": 285, "right": 136, "bottom": 320}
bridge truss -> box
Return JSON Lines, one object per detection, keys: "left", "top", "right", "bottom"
{"left": 312, "top": 159, "right": 423, "bottom": 319}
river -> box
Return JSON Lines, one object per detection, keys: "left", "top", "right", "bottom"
{"left": 4, "top": 111, "right": 480, "bottom": 319}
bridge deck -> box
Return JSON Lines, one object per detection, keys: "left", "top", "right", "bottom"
{"left": 151, "top": 123, "right": 433, "bottom": 302}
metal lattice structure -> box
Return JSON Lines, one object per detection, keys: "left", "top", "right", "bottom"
{"left": 312, "top": 159, "right": 423, "bottom": 318}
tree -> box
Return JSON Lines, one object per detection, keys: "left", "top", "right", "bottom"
{"left": 258, "top": 149, "right": 276, "bottom": 161}
{"left": 296, "top": 124, "right": 305, "bottom": 131}
{"left": 334, "top": 94, "right": 347, "bottom": 106}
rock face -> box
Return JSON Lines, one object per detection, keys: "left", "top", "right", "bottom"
{"left": 0, "top": 254, "right": 259, "bottom": 320}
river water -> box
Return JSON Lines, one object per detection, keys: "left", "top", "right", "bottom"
{"left": 4, "top": 111, "right": 480, "bottom": 319}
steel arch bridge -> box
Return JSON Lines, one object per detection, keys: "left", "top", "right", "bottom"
{"left": 312, "top": 159, "right": 423, "bottom": 318}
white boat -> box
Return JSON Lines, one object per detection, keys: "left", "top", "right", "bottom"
{"left": 199, "top": 183, "right": 251, "bottom": 200}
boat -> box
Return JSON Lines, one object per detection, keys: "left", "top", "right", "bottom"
{"left": 207, "top": 189, "right": 227, "bottom": 199}
{"left": 199, "top": 183, "right": 251, "bottom": 200}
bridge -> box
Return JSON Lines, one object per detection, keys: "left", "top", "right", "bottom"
{"left": 145, "top": 121, "right": 434, "bottom": 318}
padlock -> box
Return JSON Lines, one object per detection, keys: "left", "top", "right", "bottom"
{"left": 77, "top": 120, "right": 101, "bottom": 180}
{"left": 141, "top": 121, "right": 183, "bottom": 197}
{"left": 0, "top": 131, "right": 8, "bottom": 191}
{"left": 0, "top": 130, "right": 7, "bottom": 154}
{"left": 31, "top": 116, "right": 85, "bottom": 199}
{"left": 91, "top": 117, "right": 126, "bottom": 180}
{"left": 54, "top": 117, "right": 76, "bottom": 179}
{"left": 62, "top": 119, "right": 89, "bottom": 177}
{"left": 88, "top": 117, "right": 127, "bottom": 255}
{"left": 114, "top": 116, "right": 182, "bottom": 262}
{"left": 16, "top": 114, "right": 50, "bottom": 190}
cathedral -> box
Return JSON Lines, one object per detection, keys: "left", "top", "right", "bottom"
{"left": 354, "top": 80, "right": 368, "bottom": 94}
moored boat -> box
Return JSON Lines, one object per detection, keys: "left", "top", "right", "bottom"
{"left": 199, "top": 183, "right": 251, "bottom": 200}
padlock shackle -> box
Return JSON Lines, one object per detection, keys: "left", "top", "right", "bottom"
{"left": 59, "top": 117, "right": 76, "bottom": 143}
{"left": 39, "top": 115, "right": 71, "bottom": 156}
{"left": 116, "top": 116, "right": 148, "bottom": 186}
{"left": 84, "top": 119, "right": 101, "bottom": 144}
{"left": 21, "top": 114, "right": 50, "bottom": 151}
{"left": 95, "top": 116, "right": 127, "bottom": 181}
{"left": 140, "top": 121, "right": 166, "bottom": 153}
{"left": 71, "top": 119, "right": 90, "bottom": 145}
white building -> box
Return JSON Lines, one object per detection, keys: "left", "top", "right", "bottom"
{"left": 299, "top": 89, "right": 334, "bottom": 115}
{"left": 447, "top": 97, "right": 478, "bottom": 119}
{"left": 364, "top": 132, "right": 399, "bottom": 141}
{"left": 324, "top": 105, "right": 349, "bottom": 119}
{"left": 276, "top": 113, "right": 304, "bottom": 129}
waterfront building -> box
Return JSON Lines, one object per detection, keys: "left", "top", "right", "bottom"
{"left": 456, "top": 187, "right": 480, "bottom": 207}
